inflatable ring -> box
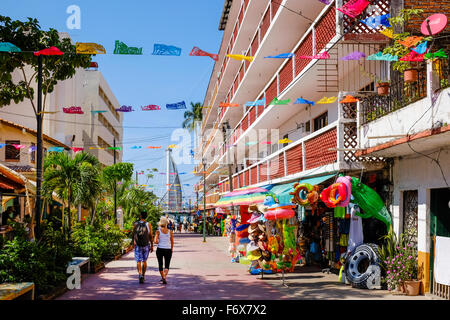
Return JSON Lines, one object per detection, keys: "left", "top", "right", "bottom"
{"left": 290, "top": 183, "right": 313, "bottom": 205}
{"left": 336, "top": 176, "right": 352, "bottom": 207}
{"left": 328, "top": 183, "right": 348, "bottom": 206}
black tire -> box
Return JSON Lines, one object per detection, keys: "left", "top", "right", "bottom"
{"left": 345, "top": 243, "right": 380, "bottom": 289}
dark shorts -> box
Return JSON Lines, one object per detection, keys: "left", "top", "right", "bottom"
{"left": 134, "top": 245, "right": 150, "bottom": 262}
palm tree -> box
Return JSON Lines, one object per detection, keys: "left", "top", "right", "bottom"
{"left": 42, "top": 151, "right": 100, "bottom": 239}
{"left": 182, "top": 102, "right": 203, "bottom": 132}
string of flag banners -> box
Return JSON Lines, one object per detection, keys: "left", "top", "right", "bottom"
{"left": 1, "top": 2, "right": 447, "bottom": 113}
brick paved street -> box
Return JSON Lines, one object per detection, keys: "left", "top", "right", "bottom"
{"left": 57, "top": 233, "right": 436, "bottom": 300}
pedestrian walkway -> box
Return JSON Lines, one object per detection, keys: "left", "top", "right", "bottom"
{"left": 57, "top": 233, "right": 436, "bottom": 300}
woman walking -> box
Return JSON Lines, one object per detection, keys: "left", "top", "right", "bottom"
{"left": 154, "top": 217, "right": 174, "bottom": 284}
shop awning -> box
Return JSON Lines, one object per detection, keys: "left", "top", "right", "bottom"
{"left": 297, "top": 173, "right": 337, "bottom": 186}
{"left": 214, "top": 184, "right": 273, "bottom": 207}
{"left": 269, "top": 182, "right": 297, "bottom": 204}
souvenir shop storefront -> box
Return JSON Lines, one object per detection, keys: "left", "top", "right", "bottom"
{"left": 217, "top": 170, "right": 392, "bottom": 289}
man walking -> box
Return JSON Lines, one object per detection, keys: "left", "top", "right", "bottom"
{"left": 133, "top": 211, "right": 153, "bottom": 283}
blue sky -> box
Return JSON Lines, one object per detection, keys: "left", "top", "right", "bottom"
{"left": 1, "top": 0, "right": 225, "bottom": 204}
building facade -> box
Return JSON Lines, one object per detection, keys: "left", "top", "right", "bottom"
{"left": 195, "top": 0, "right": 450, "bottom": 295}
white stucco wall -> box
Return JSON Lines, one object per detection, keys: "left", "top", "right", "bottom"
{"left": 391, "top": 148, "right": 450, "bottom": 254}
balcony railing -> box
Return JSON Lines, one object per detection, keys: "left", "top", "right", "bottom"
{"left": 218, "top": 122, "right": 338, "bottom": 193}
{"left": 360, "top": 65, "right": 428, "bottom": 125}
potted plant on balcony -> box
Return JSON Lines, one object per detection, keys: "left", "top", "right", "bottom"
{"left": 376, "top": 80, "right": 390, "bottom": 95}
{"left": 382, "top": 9, "right": 431, "bottom": 82}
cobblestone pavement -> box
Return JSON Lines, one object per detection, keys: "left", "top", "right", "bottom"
{"left": 57, "top": 233, "right": 437, "bottom": 300}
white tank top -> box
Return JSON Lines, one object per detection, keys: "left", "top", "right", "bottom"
{"left": 158, "top": 228, "right": 172, "bottom": 249}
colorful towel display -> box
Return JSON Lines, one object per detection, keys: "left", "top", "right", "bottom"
{"left": 189, "top": 46, "right": 218, "bottom": 61}
{"left": 152, "top": 43, "right": 181, "bottom": 56}
{"left": 113, "top": 40, "right": 143, "bottom": 55}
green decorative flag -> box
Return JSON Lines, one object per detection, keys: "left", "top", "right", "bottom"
{"left": 270, "top": 97, "right": 291, "bottom": 105}
{"left": 113, "top": 40, "right": 143, "bottom": 55}
{"left": 425, "top": 49, "right": 448, "bottom": 60}
{"left": 108, "top": 147, "right": 121, "bottom": 150}
{"left": 350, "top": 177, "right": 392, "bottom": 229}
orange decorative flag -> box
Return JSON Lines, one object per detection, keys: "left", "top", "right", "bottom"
{"left": 219, "top": 102, "right": 239, "bottom": 107}
{"left": 397, "top": 36, "right": 423, "bottom": 48}
{"left": 339, "top": 95, "right": 359, "bottom": 103}
{"left": 147, "top": 146, "right": 162, "bottom": 149}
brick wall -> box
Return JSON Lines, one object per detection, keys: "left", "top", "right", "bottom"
{"left": 278, "top": 58, "right": 293, "bottom": 93}
{"left": 286, "top": 144, "right": 303, "bottom": 176}
{"left": 403, "top": 0, "right": 450, "bottom": 34}
{"left": 304, "top": 128, "right": 337, "bottom": 170}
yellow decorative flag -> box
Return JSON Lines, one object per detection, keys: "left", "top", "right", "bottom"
{"left": 168, "top": 144, "right": 178, "bottom": 148}
{"left": 76, "top": 42, "right": 106, "bottom": 54}
{"left": 278, "top": 138, "right": 292, "bottom": 144}
{"left": 227, "top": 54, "right": 254, "bottom": 62}
{"left": 316, "top": 96, "right": 338, "bottom": 104}
{"left": 379, "top": 28, "right": 394, "bottom": 39}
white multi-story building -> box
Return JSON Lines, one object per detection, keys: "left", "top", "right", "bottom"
{"left": 195, "top": 0, "right": 450, "bottom": 297}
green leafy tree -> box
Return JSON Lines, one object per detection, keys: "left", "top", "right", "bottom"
{"left": 42, "top": 151, "right": 100, "bottom": 240}
{"left": 182, "top": 102, "right": 203, "bottom": 132}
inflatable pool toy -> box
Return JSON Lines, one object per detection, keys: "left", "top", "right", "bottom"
{"left": 290, "top": 183, "right": 313, "bottom": 205}
{"left": 350, "top": 177, "right": 392, "bottom": 228}
{"left": 282, "top": 220, "right": 296, "bottom": 255}
{"left": 320, "top": 182, "right": 348, "bottom": 208}
{"left": 336, "top": 176, "right": 352, "bottom": 207}
{"left": 264, "top": 207, "right": 295, "bottom": 220}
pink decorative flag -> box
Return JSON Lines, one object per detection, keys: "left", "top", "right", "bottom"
{"left": 341, "top": 51, "right": 366, "bottom": 60}
{"left": 141, "top": 105, "right": 160, "bottom": 111}
{"left": 63, "top": 106, "right": 84, "bottom": 114}
{"left": 337, "top": 0, "right": 370, "bottom": 19}
{"left": 189, "top": 46, "right": 218, "bottom": 61}
{"left": 298, "top": 51, "right": 330, "bottom": 59}
{"left": 399, "top": 50, "right": 427, "bottom": 62}
{"left": 71, "top": 147, "right": 84, "bottom": 152}
{"left": 12, "top": 144, "right": 26, "bottom": 149}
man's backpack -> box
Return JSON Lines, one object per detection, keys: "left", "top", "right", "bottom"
{"left": 134, "top": 221, "right": 149, "bottom": 247}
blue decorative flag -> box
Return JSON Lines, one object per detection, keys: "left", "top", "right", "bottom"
{"left": 131, "top": 146, "right": 142, "bottom": 149}
{"left": 294, "top": 98, "right": 315, "bottom": 105}
{"left": 0, "top": 143, "right": 6, "bottom": 148}
{"left": 264, "top": 53, "right": 295, "bottom": 59}
{"left": 152, "top": 44, "right": 182, "bottom": 56}
{"left": 166, "top": 101, "right": 186, "bottom": 110}
{"left": 49, "top": 147, "right": 64, "bottom": 152}
{"left": 0, "top": 42, "right": 21, "bottom": 52}
{"left": 412, "top": 41, "right": 428, "bottom": 55}
{"left": 245, "top": 98, "right": 266, "bottom": 107}
{"left": 361, "top": 14, "right": 391, "bottom": 29}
